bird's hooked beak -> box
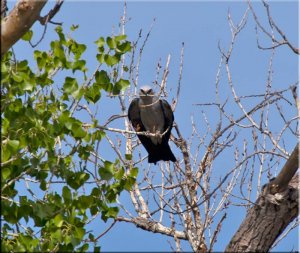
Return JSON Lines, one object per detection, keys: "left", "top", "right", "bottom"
{"left": 140, "top": 87, "right": 153, "bottom": 97}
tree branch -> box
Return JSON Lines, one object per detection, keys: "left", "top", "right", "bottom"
{"left": 1, "top": 0, "right": 7, "bottom": 18}
{"left": 268, "top": 143, "right": 299, "bottom": 194}
{"left": 116, "top": 216, "right": 187, "bottom": 240}
{"left": 1, "top": 0, "right": 48, "bottom": 56}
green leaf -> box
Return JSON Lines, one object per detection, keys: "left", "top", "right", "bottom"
{"left": 98, "top": 161, "right": 114, "bottom": 180}
{"left": 114, "top": 34, "right": 127, "bottom": 41}
{"left": 69, "top": 41, "right": 86, "bottom": 59}
{"left": 77, "top": 195, "right": 93, "bottom": 210}
{"left": 33, "top": 50, "right": 41, "bottom": 60}
{"left": 84, "top": 83, "right": 101, "bottom": 103}
{"left": 124, "top": 177, "right": 136, "bottom": 191}
{"left": 63, "top": 77, "right": 78, "bottom": 95}
{"left": 96, "top": 53, "right": 105, "bottom": 63}
{"left": 78, "top": 243, "right": 89, "bottom": 252}
{"left": 70, "top": 24, "right": 79, "bottom": 31}
{"left": 71, "top": 121, "right": 86, "bottom": 138}
{"left": 55, "top": 25, "right": 66, "bottom": 43}
{"left": 117, "top": 41, "right": 131, "bottom": 53}
{"left": 106, "top": 37, "right": 116, "bottom": 49}
{"left": 51, "top": 41, "right": 66, "bottom": 65}
{"left": 78, "top": 145, "right": 93, "bottom": 160}
{"left": 95, "top": 70, "right": 110, "bottom": 84}
{"left": 40, "top": 180, "right": 47, "bottom": 191}
{"left": 4, "top": 203, "right": 19, "bottom": 224}
{"left": 129, "top": 167, "right": 139, "bottom": 177}
{"left": 104, "top": 54, "right": 120, "bottom": 66}
{"left": 95, "top": 70, "right": 113, "bottom": 92}
{"left": 12, "top": 72, "right": 24, "bottom": 83}
{"left": 7, "top": 140, "right": 20, "bottom": 153}
{"left": 1, "top": 147, "right": 11, "bottom": 162}
{"left": 113, "top": 78, "right": 130, "bottom": 94}
{"left": 2, "top": 167, "right": 11, "bottom": 180}
{"left": 72, "top": 86, "right": 84, "bottom": 100}
{"left": 83, "top": 133, "right": 91, "bottom": 142}
{"left": 102, "top": 206, "right": 119, "bottom": 222}
{"left": 95, "top": 37, "right": 105, "bottom": 48}
{"left": 72, "top": 59, "right": 86, "bottom": 73}
{"left": 91, "top": 130, "right": 105, "bottom": 143}
{"left": 1, "top": 118, "right": 9, "bottom": 135}
{"left": 91, "top": 187, "right": 101, "bottom": 197}
{"left": 1, "top": 62, "right": 8, "bottom": 74}
{"left": 62, "top": 186, "right": 72, "bottom": 204}
{"left": 67, "top": 172, "right": 90, "bottom": 190}
{"left": 115, "top": 167, "right": 125, "bottom": 180}
{"left": 94, "top": 246, "right": 101, "bottom": 252}
{"left": 36, "top": 52, "right": 47, "bottom": 70}
{"left": 22, "top": 30, "right": 33, "bottom": 41}
{"left": 90, "top": 205, "right": 98, "bottom": 216}
{"left": 51, "top": 229, "right": 62, "bottom": 241}
{"left": 88, "top": 233, "right": 95, "bottom": 241}
{"left": 22, "top": 79, "right": 35, "bottom": 91}
{"left": 125, "top": 153, "right": 132, "bottom": 160}
{"left": 107, "top": 206, "right": 119, "bottom": 218}
{"left": 53, "top": 213, "right": 64, "bottom": 227}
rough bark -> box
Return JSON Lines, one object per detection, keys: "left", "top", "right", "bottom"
{"left": 268, "top": 144, "right": 299, "bottom": 194}
{"left": 1, "top": 0, "right": 7, "bottom": 18}
{"left": 225, "top": 144, "right": 299, "bottom": 252}
{"left": 1, "top": 0, "right": 47, "bottom": 56}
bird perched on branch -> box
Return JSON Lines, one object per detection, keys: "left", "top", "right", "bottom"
{"left": 128, "top": 85, "right": 176, "bottom": 164}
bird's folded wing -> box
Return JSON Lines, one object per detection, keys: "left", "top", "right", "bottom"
{"left": 128, "top": 98, "right": 145, "bottom": 132}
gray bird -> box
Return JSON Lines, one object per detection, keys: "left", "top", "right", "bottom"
{"left": 128, "top": 85, "right": 176, "bottom": 164}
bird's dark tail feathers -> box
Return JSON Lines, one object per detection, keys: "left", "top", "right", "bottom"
{"left": 148, "top": 142, "right": 176, "bottom": 164}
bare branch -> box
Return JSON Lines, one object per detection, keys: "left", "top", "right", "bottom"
{"left": 116, "top": 216, "right": 187, "bottom": 240}
{"left": 248, "top": 0, "right": 299, "bottom": 55}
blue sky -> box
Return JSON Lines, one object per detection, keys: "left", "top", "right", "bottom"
{"left": 8, "top": 1, "right": 299, "bottom": 252}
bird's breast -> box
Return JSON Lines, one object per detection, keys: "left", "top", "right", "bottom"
{"left": 139, "top": 100, "right": 165, "bottom": 144}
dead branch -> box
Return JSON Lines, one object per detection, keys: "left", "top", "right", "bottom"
{"left": 116, "top": 216, "right": 187, "bottom": 240}
{"left": 38, "top": 0, "right": 63, "bottom": 26}
{"left": 248, "top": 0, "right": 299, "bottom": 55}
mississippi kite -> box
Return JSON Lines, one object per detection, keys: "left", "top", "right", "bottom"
{"left": 128, "top": 86, "right": 176, "bottom": 164}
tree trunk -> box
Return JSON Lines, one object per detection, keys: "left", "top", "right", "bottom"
{"left": 225, "top": 144, "right": 299, "bottom": 252}
{"left": 1, "top": 0, "right": 47, "bottom": 56}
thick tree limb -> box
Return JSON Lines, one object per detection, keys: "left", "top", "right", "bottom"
{"left": 1, "top": 0, "right": 47, "bottom": 56}
{"left": 268, "top": 143, "right": 299, "bottom": 194}
{"left": 1, "top": 0, "right": 7, "bottom": 18}
{"left": 225, "top": 144, "right": 299, "bottom": 252}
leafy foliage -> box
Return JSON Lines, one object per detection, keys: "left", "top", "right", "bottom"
{"left": 1, "top": 26, "right": 134, "bottom": 252}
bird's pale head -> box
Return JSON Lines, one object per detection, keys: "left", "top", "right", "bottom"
{"left": 139, "top": 85, "right": 154, "bottom": 97}
{"left": 139, "top": 85, "right": 157, "bottom": 104}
